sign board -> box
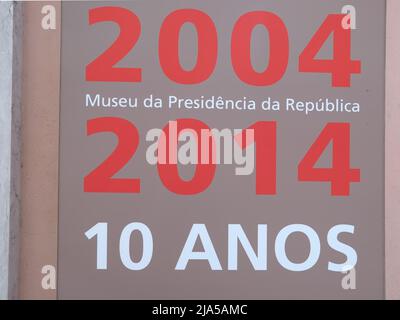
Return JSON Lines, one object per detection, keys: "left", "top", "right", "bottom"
{"left": 59, "top": 0, "right": 386, "bottom": 299}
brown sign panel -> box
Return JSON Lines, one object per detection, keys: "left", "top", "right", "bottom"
{"left": 59, "top": 0, "right": 385, "bottom": 299}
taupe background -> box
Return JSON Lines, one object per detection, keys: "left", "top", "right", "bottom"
{"left": 18, "top": 0, "right": 400, "bottom": 299}
{"left": 59, "top": 0, "right": 384, "bottom": 299}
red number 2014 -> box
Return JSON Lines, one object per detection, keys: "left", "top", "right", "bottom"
{"left": 84, "top": 118, "right": 360, "bottom": 196}
{"left": 86, "top": 7, "right": 360, "bottom": 87}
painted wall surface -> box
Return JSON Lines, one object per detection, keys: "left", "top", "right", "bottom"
{"left": 385, "top": 0, "right": 400, "bottom": 300}
{"left": 17, "top": 1, "right": 400, "bottom": 299}
{"left": 19, "top": 1, "right": 60, "bottom": 299}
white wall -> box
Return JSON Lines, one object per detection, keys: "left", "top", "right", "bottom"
{"left": 0, "top": 1, "right": 21, "bottom": 300}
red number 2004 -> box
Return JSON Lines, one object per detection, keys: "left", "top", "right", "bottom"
{"left": 86, "top": 7, "right": 361, "bottom": 87}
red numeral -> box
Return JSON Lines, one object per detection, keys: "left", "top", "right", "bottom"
{"left": 237, "top": 122, "right": 277, "bottom": 194}
{"left": 86, "top": 8, "right": 360, "bottom": 87}
{"left": 231, "top": 11, "right": 289, "bottom": 86}
{"left": 157, "top": 119, "right": 216, "bottom": 195}
{"left": 86, "top": 7, "right": 142, "bottom": 82}
{"left": 159, "top": 9, "right": 218, "bottom": 84}
{"left": 298, "top": 123, "right": 360, "bottom": 196}
{"left": 299, "top": 14, "right": 361, "bottom": 87}
{"left": 84, "top": 117, "right": 140, "bottom": 193}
